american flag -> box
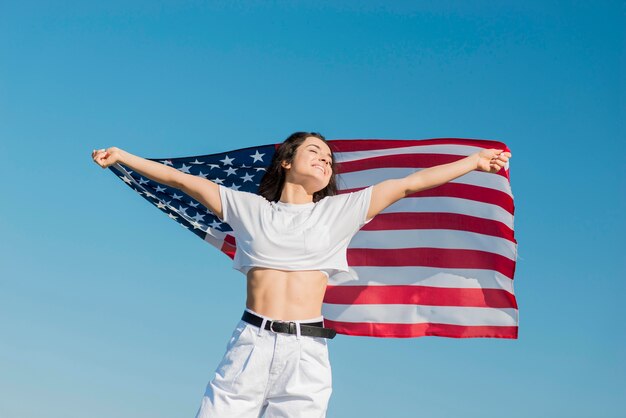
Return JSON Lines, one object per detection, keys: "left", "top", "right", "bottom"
{"left": 109, "top": 138, "right": 518, "bottom": 339}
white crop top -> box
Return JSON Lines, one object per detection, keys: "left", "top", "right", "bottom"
{"left": 217, "top": 184, "right": 374, "bottom": 278}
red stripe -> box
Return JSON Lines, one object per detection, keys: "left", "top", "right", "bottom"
{"left": 338, "top": 153, "right": 463, "bottom": 171}
{"left": 347, "top": 248, "right": 516, "bottom": 279}
{"left": 324, "top": 285, "right": 517, "bottom": 309}
{"left": 362, "top": 212, "right": 516, "bottom": 242}
{"left": 328, "top": 138, "right": 511, "bottom": 152}
{"left": 221, "top": 234, "right": 236, "bottom": 259}
{"left": 337, "top": 153, "right": 507, "bottom": 180}
{"left": 324, "top": 319, "right": 518, "bottom": 339}
{"left": 340, "top": 183, "right": 514, "bottom": 214}
{"left": 410, "top": 183, "right": 513, "bottom": 213}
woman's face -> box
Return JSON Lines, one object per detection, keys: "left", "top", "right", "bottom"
{"left": 282, "top": 136, "right": 333, "bottom": 192}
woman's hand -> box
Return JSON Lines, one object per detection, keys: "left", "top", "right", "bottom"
{"left": 476, "top": 149, "right": 512, "bottom": 173}
{"left": 91, "top": 147, "right": 123, "bottom": 169}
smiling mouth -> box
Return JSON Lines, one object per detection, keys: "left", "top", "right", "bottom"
{"left": 312, "top": 165, "right": 325, "bottom": 174}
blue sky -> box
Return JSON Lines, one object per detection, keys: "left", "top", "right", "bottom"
{"left": 1, "top": 1, "right": 624, "bottom": 417}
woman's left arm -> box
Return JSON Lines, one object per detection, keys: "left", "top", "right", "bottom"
{"left": 366, "top": 149, "right": 512, "bottom": 220}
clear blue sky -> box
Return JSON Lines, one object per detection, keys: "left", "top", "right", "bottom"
{"left": 1, "top": 1, "right": 624, "bottom": 417}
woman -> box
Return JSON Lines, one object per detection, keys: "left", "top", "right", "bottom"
{"left": 91, "top": 132, "right": 511, "bottom": 417}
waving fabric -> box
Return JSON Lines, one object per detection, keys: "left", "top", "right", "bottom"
{"left": 108, "top": 138, "right": 518, "bottom": 339}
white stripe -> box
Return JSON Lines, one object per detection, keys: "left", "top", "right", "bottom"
{"left": 375, "top": 196, "right": 514, "bottom": 230}
{"left": 321, "top": 304, "right": 518, "bottom": 327}
{"left": 334, "top": 144, "right": 487, "bottom": 162}
{"left": 327, "top": 266, "right": 514, "bottom": 293}
{"left": 203, "top": 229, "right": 228, "bottom": 249}
{"left": 337, "top": 167, "right": 512, "bottom": 196}
{"left": 349, "top": 229, "right": 517, "bottom": 260}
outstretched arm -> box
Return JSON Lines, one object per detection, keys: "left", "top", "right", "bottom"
{"left": 366, "top": 149, "right": 511, "bottom": 220}
{"left": 91, "top": 147, "right": 224, "bottom": 219}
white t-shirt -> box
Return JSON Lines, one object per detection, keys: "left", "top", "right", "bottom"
{"left": 217, "top": 184, "right": 374, "bottom": 278}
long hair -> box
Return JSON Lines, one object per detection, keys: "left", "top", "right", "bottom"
{"left": 258, "top": 132, "right": 339, "bottom": 203}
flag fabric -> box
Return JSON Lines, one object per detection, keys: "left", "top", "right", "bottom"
{"left": 108, "top": 138, "right": 518, "bottom": 339}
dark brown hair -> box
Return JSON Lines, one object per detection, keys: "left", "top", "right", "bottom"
{"left": 258, "top": 132, "right": 338, "bottom": 203}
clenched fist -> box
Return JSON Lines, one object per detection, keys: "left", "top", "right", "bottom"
{"left": 91, "top": 147, "right": 123, "bottom": 169}
{"left": 476, "top": 149, "right": 512, "bottom": 173}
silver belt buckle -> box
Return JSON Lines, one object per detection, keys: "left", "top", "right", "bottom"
{"left": 269, "top": 320, "right": 284, "bottom": 333}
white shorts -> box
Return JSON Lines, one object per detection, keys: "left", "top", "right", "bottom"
{"left": 194, "top": 309, "right": 333, "bottom": 418}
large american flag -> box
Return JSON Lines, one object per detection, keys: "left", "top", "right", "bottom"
{"left": 109, "top": 138, "right": 518, "bottom": 339}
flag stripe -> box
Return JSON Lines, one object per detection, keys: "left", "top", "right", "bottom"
{"left": 221, "top": 234, "right": 237, "bottom": 259}
{"left": 335, "top": 144, "right": 492, "bottom": 162}
{"left": 362, "top": 212, "right": 515, "bottom": 241}
{"left": 331, "top": 266, "right": 514, "bottom": 292}
{"left": 330, "top": 138, "right": 510, "bottom": 152}
{"left": 324, "top": 285, "right": 517, "bottom": 308}
{"left": 321, "top": 303, "right": 518, "bottom": 326}
{"left": 342, "top": 182, "right": 514, "bottom": 215}
{"left": 337, "top": 153, "right": 509, "bottom": 180}
{"left": 338, "top": 167, "right": 512, "bottom": 195}
{"left": 347, "top": 248, "right": 516, "bottom": 279}
{"left": 376, "top": 197, "right": 514, "bottom": 230}
{"left": 323, "top": 319, "right": 518, "bottom": 339}
{"left": 351, "top": 229, "right": 516, "bottom": 259}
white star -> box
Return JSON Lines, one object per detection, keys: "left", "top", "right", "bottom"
{"left": 138, "top": 177, "right": 150, "bottom": 185}
{"left": 156, "top": 185, "right": 167, "bottom": 193}
{"left": 192, "top": 212, "right": 205, "bottom": 222}
{"left": 188, "top": 201, "right": 199, "bottom": 208}
{"left": 172, "top": 193, "right": 183, "bottom": 200}
{"left": 190, "top": 220, "right": 204, "bottom": 230}
{"left": 144, "top": 192, "right": 155, "bottom": 199}
{"left": 207, "top": 164, "right": 220, "bottom": 170}
{"left": 220, "top": 155, "right": 235, "bottom": 166}
{"left": 168, "top": 213, "right": 178, "bottom": 220}
{"left": 250, "top": 150, "right": 265, "bottom": 162}
{"left": 230, "top": 183, "right": 241, "bottom": 191}
{"left": 122, "top": 176, "right": 132, "bottom": 185}
{"left": 212, "top": 177, "right": 224, "bottom": 184}
{"left": 157, "top": 201, "right": 167, "bottom": 209}
{"left": 241, "top": 173, "right": 254, "bottom": 182}
{"left": 178, "top": 163, "right": 192, "bottom": 174}
{"left": 191, "top": 159, "right": 204, "bottom": 165}
{"left": 209, "top": 220, "right": 222, "bottom": 229}
{"left": 178, "top": 205, "right": 188, "bottom": 216}
{"left": 225, "top": 167, "right": 238, "bottom": 176}
{"left": 196, "top": 171, "right": 209, "bottom": 179}
{"left": 160, "top": 160, "right": 173, "bottom": 166}
{"left": 241, "top": 164, "right": 250, "bottom": 168}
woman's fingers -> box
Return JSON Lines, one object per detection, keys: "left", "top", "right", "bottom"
{"left": 91, "top": 148, "right": 111, "bottom": 168}
{"left": 479, "top": 149, "right": 511, "bottom": 173}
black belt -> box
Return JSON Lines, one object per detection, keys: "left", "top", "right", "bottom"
{"left": 242, "top": 311, "right": 337, "bottom": 339}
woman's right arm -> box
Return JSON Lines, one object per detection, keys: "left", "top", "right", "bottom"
{"left": 91, "top": 147, "right": 223, "bottom": 219}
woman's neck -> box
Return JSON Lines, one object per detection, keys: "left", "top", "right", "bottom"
{"left": 278, "top": 182, "right": 315, "bottom": 204}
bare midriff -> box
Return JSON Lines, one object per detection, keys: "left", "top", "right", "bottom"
{"left": 246, "top": 267, "right": 328, "bottom": 321}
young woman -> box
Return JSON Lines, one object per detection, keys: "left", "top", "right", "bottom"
{"left": 91, "top": 132, "right": 511, "bottom": 418}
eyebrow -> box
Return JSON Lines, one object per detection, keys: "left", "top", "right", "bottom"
{"left": 306, "top": 144, "right": 333, "bottom": 161}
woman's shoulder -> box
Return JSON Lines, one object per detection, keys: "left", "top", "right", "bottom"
{"left": 219, "top": 184, "right": 272, "bottom": 209}
{"left": 320, "top": 185, "right": 373, "bottom": 203}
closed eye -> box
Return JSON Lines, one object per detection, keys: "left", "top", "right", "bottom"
{"left": 308, "top": 147, "right": 332, "bottom": 165}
